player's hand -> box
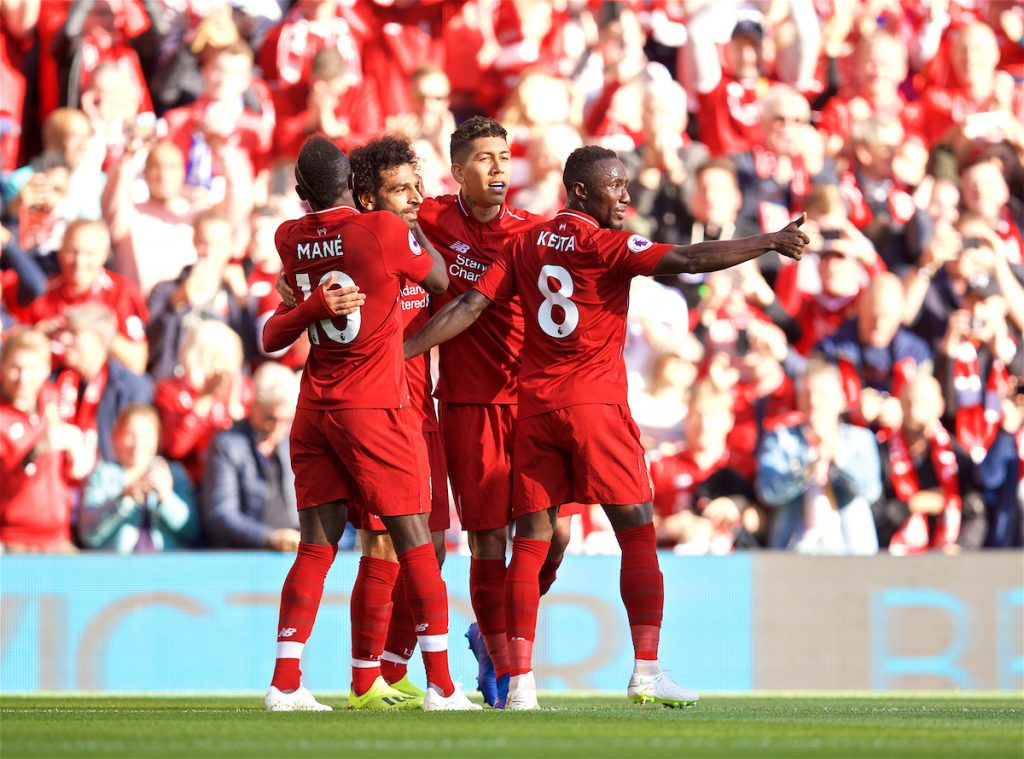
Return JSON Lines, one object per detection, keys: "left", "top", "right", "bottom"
{"left": 769, "top": 214, "right": 809, "bottom": 261}
{"left": 320, "top": 273, "right": 365, "bottom": 316}
{"left": 276, "top": 272, "right": 297, "bottom": 308}
{"left": 267, "top": 528, "right": 301, "bottom": 552}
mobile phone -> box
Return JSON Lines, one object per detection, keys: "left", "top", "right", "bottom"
{"left": 962, "top": 237, "right": 982, "bottom": 250}
{"left": 735, "top": 328, "right": 751, "bottom": 354}
{"left": 820, "top": 229, "right": 841, "bottom": 240}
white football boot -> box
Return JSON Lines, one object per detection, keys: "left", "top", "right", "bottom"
{"left": 422, "top": 683, "right": 483, "bottom": 711}
{"left": 264, "top": 684, "right": 333, "bottom": 712}
{"left": 627, "top": 671, "right": 699, "bottom": 709}
{"left": 506, "top": 671, "right": 540, "bottom": 711}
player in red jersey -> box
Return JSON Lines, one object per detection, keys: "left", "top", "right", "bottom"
{"left": 261, "top": 136, "right": 480, "bottom": 712}
{"left": 406, "top": 145, "right": 809, "bottom": 710}
{"left": 340, "top": 135, "right": 453, "bottom": 707}
{"left": 415, "top": 116, "right": 585, "bottom": 707}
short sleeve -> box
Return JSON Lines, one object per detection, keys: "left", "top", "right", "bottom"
{"left": 597, "top": 229, "right": 672, "bottom": 279}
{"left": 474, "top": 238, "right": 518, "bottom": 304}
{"left": 378, "top": 213, "right": 432, "bottom": 283}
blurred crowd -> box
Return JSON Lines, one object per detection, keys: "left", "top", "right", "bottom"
{"left": 1, "top": 0, "right": 1022, "bottom": 556}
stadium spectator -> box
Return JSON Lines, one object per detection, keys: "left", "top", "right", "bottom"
{"left": 620, "top": 78, "right": 709, "bottom": 243}
{"left": 959, "top": 156, "right": 1023, "bottom": 268}
{"left": 385, "top": 65, "right": 457, "bottom": 197}
{"left": 0, "top": 227, "right": 48, "bottom": 326}
{"left": 734, "top": 84, "right": 836, "bottom": 235}
{"left": 757, "top": 358, "right": 882, "bottom": 553}
{"left": 40, "top": 108, "right": 105, "bottom": 222}
{"left": 54, "top": 303, "right": 153, "bottom": 467}
{"left": 684, "top": 3, "right": 820, "bottom": 157}
{"left": 817, "top": 273, "right": 932, "bottom": 427}
{"left": 650, "top": 381, "right": 758, "bottom": 554}
{"left": 26, "top": 219, "right": 149, "bottom": 375}
{"left": 0, "top": 0, "right": 38, "bottom": 170}
{"left": 774, "top": 184, "right": 886, "bottom": 356}
{"left": 200, "top": 361, "right": 299, "bottom": 550}
{"left": 3, "top": 153, "right": 71, "bottom": 276}
{"left": 0, "top": 328, "right": 84, "bottom": 553}
{"left": 51, "top": 0, "right": 153, "bottom": 118}
{"left": 160, "top": 41, "right": 274, "bottom": 197}
{"left": 146, "top": 210, "right": 256, "bottom": 380}
{"left": 79, "top": 62, "right": 149, "bottom": 167}
{"left": 153, "top": 318, "right": 252, "bottom": 486}
{"left": 272, "top": 47, "right": 382, "bottom": 162}
{"left": 879, "top": 372, "right": 987, "bottom": 555}
{"left": 509, "top": 123, "right": 582, "bottom": 218}
{"left": 79, "top": 403, "right": 199, "bottom": 552}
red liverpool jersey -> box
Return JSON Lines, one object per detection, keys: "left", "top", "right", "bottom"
{"left": 475, "top": 209, "right": 671, "bottom": 418}
{"left": 400, "top": 279, "right": 438, "bottom": 432}
{"left": 26, "top": 270, "right": 148, "bottom": 343}
{"left": 417, "top": 194, "right": 540, "bottom": 404}
{"left": 273, "top": 204, "right": 432, "bottom": 410}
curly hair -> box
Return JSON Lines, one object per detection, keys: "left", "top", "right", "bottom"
{"left": 295, "top": 136, "right": 351, "bottom": 211}
{"left": 562, "top": 145, "right": 618, "bottom": 195}
{"left": 449, "top": 115, "right": 507, "bottom": 164}
{"left": 349, "top": 136, "right": 418, "bottom": 212}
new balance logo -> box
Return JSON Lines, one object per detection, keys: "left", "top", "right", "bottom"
{"left": 278, "top": 627, "right": 297, "bottom": 638}
{"left": 450, "top": 240, "right": 471, "bottom": 254}
{"left": 416, "top": 623, "right": 428, "bottom": 632}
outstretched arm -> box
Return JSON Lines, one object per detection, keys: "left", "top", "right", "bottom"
{"left": 262, "top": 275, "right": 358, "bottom": 353}
{"left": 652, "top": 215, "right": 808, "bottom": 277}
{"left": 404, "top": 289, "right": 492, "bottom": 360}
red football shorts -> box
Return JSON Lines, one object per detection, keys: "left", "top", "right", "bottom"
{"left": 512, "top": 404, "right": 653, "bottom": 518}
{"left": 348, "top": 428, "right": 450, "bottom": 532}
{"left": 290, "top": 406, "right": 429, "bottom": 517}
{"left": 439, "top": 401, "right": 516, "bottom": 532}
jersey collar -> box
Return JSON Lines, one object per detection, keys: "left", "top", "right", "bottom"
{"left": 555, "top": 209, "right": 600, "bottom": 229}
{"left": 304, "top": 204, "right": 358, "bottom": 217}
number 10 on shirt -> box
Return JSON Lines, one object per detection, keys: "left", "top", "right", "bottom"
{"left": 295, "top": 271, "right": 361, "bottom": 345}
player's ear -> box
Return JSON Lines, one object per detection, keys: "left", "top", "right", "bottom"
{"left": 450, "top": 162, "right": 463, "bottom": 186}
{"left": 358, "top": 191, "right": 376, "bottom": 211}
{"left": 295, "top": 184, "right": 306, "bottom": 202}
{"left": 571, "top": 180, "right": 587, "bottom": 202}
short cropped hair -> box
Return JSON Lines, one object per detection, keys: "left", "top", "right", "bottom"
{"left": 64, "top": 304, "right": 119, "bottom": 349}
{"left": 350, "top": 136, "right": 417, "bottom": 212}
{"left": 253, "top": 361, "right": 300, "bottom": 407}
{"left": 311, "top": 47, "right": 346, "bottom": 82}
{"left": 562, "top": 145, "right": 618, "bottom": 194}
{"left": 0, "top": 327, "right": 52, "bottom": 368}
{"left": 449, "top": 116, "right": 507, "bottom": 164}
{"left": 295, "top": 136, "right": 351, "bottom": 210}
{"left": 114, "top": 403, "right": 162, "bottom": 437}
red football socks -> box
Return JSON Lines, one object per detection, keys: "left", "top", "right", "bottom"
{"left": 470, "top": 557, "right": 511, "bottom": 678}
{"left": 399, "top": 543, "right": 454, "bottom": 697}
{"left": 381, "top": 566, "right": 417, "bottom": 685}
{"left": 504, "top": 537, "right": 549, "bottom": 676}
{"left": 616, "top": 523, "right": 664, "bottom": 661}
{"left": 350, "top": 556, "right": 399, "bottom": 696}
{"left": 271, "top": 542, "right": 337, "bottom": 692}
{"left": 538, "top": 555, "right": 563, "bottom": 597}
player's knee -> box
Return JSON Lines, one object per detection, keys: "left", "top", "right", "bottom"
{"left": 467, "top": 528, "right": 507, "bottom": 558}
{"left": 299, "top": 500, "right": 347, "bottom": 545}
{"left": 359, "top": 530, "right": 397, "bottom": 560}
{"left": 602, "top": 502, "right": 654, "bottom": 532}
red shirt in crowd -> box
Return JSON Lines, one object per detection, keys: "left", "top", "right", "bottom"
{"left": 161, "top": 93, "right": 275, "bottom": 176}
{"left": 0, "top": 384, "right": 72, "bottom": 549}
{"left": 650, "top": 447, "right": 735, "bottom": 518}
{"left": 417, "top": 195, "right": 540, "bottom": 405}
{"left": 268, "top": 205, "right": 431, "bottom": 410}
{"left": 475, "top": 209, "right": 671, "bottom": 418}
{"left": 26, "top": 270, "right": 149, "bottom": 345}
{"left": 154, "top": 374, "right": 254, "bottom": 485}
{"left": 696, "top": 76, "right": 767, "bottom": 157}
{"left": 272, "top": 81, "right": 382, "bottom": 160}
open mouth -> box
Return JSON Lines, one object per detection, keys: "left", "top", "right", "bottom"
{"left": 487, "top": 182, "right": 507, "bottom": 192}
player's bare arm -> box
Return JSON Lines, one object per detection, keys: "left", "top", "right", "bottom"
{"left": 404, "top": 289, "right": 492, "bottom": 360}
{"left": 651, "top": 215, "right": 809, "bottom": 276}
{"left": 274, "top": 270, "right": 364, "bottom": 312}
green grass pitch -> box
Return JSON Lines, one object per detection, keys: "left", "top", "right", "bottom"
{"left": 2, "top": 693, "right": 1022, "bottom": 758}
